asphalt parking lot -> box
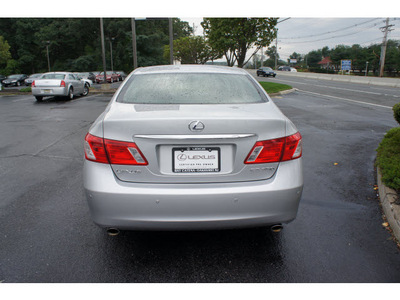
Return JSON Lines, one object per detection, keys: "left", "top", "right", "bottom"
{"left": 0, "top": 86, "right": 399, "bottom": 283}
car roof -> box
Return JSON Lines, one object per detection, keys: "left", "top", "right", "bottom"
{"left": 42, "top": 72, "right": 72, "bottom": 75}
{"left": 134, "top": 65, "right": 249, "bottom": 75}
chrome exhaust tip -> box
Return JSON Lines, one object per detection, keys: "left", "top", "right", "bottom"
{"left": 271, "top": 224, "right": 283, "bottom": 233}
{"left": 106, "top": 228, "right": 120, "bottom": 236}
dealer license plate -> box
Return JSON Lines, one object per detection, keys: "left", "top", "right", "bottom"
{"left": 173, "top": 147, "right": 220, "bottom": 173}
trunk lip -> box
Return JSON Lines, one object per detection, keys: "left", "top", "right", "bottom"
{"left": 133, "top": 134, "right": 256, "bottom": 140}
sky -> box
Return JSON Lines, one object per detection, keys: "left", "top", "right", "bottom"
{"left": 180, "top": 17, "right": 400, "bottom": 62}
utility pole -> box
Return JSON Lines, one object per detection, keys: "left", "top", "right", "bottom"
{"left": 109, "top": 37, "right": 115, "bottom": 72}
{"left": 131, "top": 18, "right": 138, "bottom": 70}
{"left": 379, "top": 18, "right": 394, "bottom": 77}
{"left": 45, "top": 41, "right": 51, "bottom": 72}
{"left": 275, "top": 17, "right": 290, "bottom": 70}
{"left": 100, "top": 18, "right": 107, "bottom": 83}
{"left": 169, "top": 18, "right": 173, "bottom": 65}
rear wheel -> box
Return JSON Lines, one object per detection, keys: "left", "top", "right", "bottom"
{"left": 35, "top": 96, "right": 43, "bottom": 102}
{"left": 82, "top": 84, "right": 89, "bottom": 96}
{"left": 67, "top": 88, "right": 74, "bottom": 100}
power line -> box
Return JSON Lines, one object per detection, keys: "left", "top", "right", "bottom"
{"left": 280, "top": 22, "right": 380, "bottom": 44}
{"left": 280, "top": 18, "right": 381, "bottom": 40}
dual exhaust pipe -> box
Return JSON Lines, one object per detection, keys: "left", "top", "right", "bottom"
{"left": 106, "top": 225, "right": 283, "bottom": 235}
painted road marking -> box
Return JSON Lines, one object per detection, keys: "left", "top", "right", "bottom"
{"left": 296, "top": 89, "right": 393, "bottom": 109}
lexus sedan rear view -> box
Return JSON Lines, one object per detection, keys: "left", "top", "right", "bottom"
{"left": 83, "top": 65, "right": 303, "bottom": 232}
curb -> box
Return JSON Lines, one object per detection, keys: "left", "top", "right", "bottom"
{"left": 269, "top": 88, "right": 296, "bottom": 97}
{"left": 377, "top": 167, "right": 400, "bottom": 242}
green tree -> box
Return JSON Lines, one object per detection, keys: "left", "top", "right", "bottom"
{"left": 164, "top": 36, "right": 221, "bottom": 64}
{"left": 265, "top": 45, "right": 279, "bottom": 62}
{"left": 201, "top": 18, "right": 278, "bottom": 68}
{"left": 307, "top": 50, "right": 323, "bottom": 68}
{"left": 288, "top": 52, "right": 302, "bottom": 64}
{"left": 0, "top": 36, "right": 11, "bottom": 65}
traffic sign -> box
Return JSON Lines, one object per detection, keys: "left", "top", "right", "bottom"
{"left": 341, "top": 60, "right": 352, "bottom": 71}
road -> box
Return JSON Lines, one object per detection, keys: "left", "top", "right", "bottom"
{"left": 0, "top": 75, "right": 399, "bottom": 283}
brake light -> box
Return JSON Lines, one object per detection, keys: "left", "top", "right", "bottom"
{"left": 84, "top": 133, "right": 148, "bottom": 165}
{"left": 84, "top": 133, "right": 108, "bottom": 163}
{"left": 60, "top": 80, "right": 66, "bottom": 87}
{"left": 104, "top": 139, "right": 148, "bottom": 165}
{"left": 245, "top": 132, "right": 302, "bottom": 164}
{"left": 32, "top": 81, "right": 35, "bottom": 87}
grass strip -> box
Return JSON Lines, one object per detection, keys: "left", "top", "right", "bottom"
{"left": 258, "top": 81, "right": 292, "bottom": 94}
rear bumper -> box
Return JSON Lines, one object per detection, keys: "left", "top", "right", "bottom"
{"left": 32, "top": 86, "right": 68, "bottom": 97}
{"left": 83, "top": 159, "right": 303, "bottom": 230}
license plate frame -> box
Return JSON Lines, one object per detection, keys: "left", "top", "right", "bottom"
{"left": 172, "top": 147, "right": 220, "bottom": 173}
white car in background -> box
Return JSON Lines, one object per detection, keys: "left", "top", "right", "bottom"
{"left": 32, "top": 72, "right": 89, "bottom": 102}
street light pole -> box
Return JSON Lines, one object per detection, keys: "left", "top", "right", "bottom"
{"left": 365, "top": 61, "right": 369, "bottom": 76}
{"left": 275, "top": 17, "right": 290, "bottom": 70}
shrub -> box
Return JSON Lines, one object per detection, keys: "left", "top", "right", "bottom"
{"left": 393, "top": 103, "right": 400, "bottom": 125}
{"left": 376, "top": 127, "right": 400, "bottom": 190}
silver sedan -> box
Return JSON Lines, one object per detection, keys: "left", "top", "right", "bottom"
{"left": 83, "top": 65, "right": 303, "bottom": 233}
{"left": 32, "top": 72, "right": 89, "bottom": 102}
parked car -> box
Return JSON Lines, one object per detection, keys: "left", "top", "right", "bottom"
{"left": 24, "top": 73, "right": 43, "bottom": 86}
{"left": 83, "top": 65, "right": 303, "bottom": 233}
{"left": 95, "top": 71, "right": 119, "bottom": 83}
{"left": 75, "top": 72, "right": 96, "bottom": 83}
{"left": 115, "top": 71, "right": 127, "bottom": 81}
{"left": 278, "top": 66, "right": 291, "bottom": 71}
{"left": 2, "top": 74, "right": 28, "bottom": 87}
{"left": 31, "top": 72, "right": 89, "bottom": 102}
{"left": 74, "top": 73, "right": 93, "bottom": 86}
{"left": 290, "top": 67, "right": 297, "bottom": 72}
{"left": 257, "top": 67, "right": 276, "bottom": 77}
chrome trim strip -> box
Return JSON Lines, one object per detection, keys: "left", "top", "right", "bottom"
{"left": 133, "top": 134, "right": 255, "bottom": 140}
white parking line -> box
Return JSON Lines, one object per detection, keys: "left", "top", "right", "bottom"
{"left": 296, "top": 89, "right": 393, "bottom": 109}
{"left": 274, "top": 78, "right": 400, "bottom": 98}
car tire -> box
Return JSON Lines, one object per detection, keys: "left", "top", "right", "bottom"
{"left": 67, "top": 88, "right": 74, "bottom": 100}
{"left": 263, "top": 74, "right": 266, "bottom": 77}
{"left": 82, "top": 84, "right": 89, "bottom": 96}
{"left": 273, "top": 75, "right": 276, "bottom": 77}
{"left": 35, "top": 96, "right": 43, "bottom": 102}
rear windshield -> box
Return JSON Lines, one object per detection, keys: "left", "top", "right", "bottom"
{"left": 41, "top": 74, "right": 66, "bottom": 80}
{"left": 117, "top": 73, "right": 266, "bottom": 104}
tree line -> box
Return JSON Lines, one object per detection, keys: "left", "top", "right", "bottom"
{"left": 0, "top": 18, "right": 192, "bottom": 75}
{"left": 255, "top": 41, "right": 400, "bottom": 77}
{"left": 1, "top": 18, "right": 399, "bottom": 77}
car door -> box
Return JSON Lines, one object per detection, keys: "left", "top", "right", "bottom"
{"left": 68, "top": 74, "right": 84, "bottom": 94}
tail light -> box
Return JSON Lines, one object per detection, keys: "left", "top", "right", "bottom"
{"left": 84, "top": 133, "right": 148, "bottom": 165}
{"left": 60, "top": 80, "right": 66, "bottom": 87}
{"left": 32, "top": 81, "right": 35, "bottom": 87}
{"left": 245, "top": 132, "right": 302, "bottom": 164}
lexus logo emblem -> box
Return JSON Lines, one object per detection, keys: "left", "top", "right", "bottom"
{"left": 189, "top": 121, "right": 205, "bottom": 132}
{"left": 177, "top": 154, "right": 187, "bottom": 161}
